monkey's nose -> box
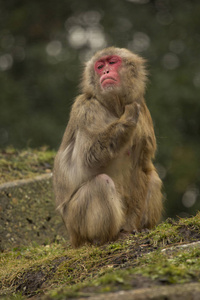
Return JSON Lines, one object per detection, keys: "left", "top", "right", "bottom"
{"left": 104, "top": 70, "right": 109, "bottom": 74}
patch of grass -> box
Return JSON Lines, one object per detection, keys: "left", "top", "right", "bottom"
{"left": 133, "top": 246, "right": 200, "bottom": 283}
{"left": 0, "top": 243, "right": 66, "bottom": 288}
{"left": 46, "top": 245, "right": 200, "bottom": 299}
{"left": 0, "top": 146, "right": 55, "bottom": 184}
{"left": 142, "top": 222, "right": 181, "bottom": 247}
{"left": 0, "top": 240, "right": 129, "bottom": 297}
{"left": 140, "top": 212, "right": 200, "bottom": 248}
{"left": 178, "top": 211, "right": 200, "bottom": 229}
{"left": 1, "top": 212, "right": 200, "bottom": 299}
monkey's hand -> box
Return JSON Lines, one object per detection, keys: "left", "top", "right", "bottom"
{"left": 84, "top": 103, "right": 140, "bottom": 168}
{"left": 121, "top": 102, "right": 140, "bottom": 127}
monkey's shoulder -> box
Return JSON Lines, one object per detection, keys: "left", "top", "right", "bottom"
{"left": 72, "top": 94, "right": 101, "bottom": 110}
{"left": 71, "top": 94, "right": 114, "bottom": 127}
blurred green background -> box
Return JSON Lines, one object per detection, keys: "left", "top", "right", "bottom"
{"left": 0, "top": 0, "right": 200, "bottom": 218}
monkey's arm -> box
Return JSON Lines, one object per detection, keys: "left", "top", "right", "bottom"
{"left": 84, "top": 102, "right": 140, "bottom": 168}
{"left": 132, "top": 102, "right": 157, "bottom": 173}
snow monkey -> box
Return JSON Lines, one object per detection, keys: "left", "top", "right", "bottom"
{"left": 53, "top": 47, "right": 163, "bottom": 247}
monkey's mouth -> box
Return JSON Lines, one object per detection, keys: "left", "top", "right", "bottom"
{"left": 101, "top": 76, "right": 117, "bottom": 85}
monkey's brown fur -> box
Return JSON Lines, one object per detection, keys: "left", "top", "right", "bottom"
{"left": 53, "top": 47, "right": 163, "bottom": 247}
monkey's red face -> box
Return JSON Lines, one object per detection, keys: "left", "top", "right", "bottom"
{"left": 94, "top": 55, "right": 122, "bottom": 89}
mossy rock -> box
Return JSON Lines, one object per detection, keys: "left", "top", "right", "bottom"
{"left": 1, "top": 213, "right": 200, "bottom": 299}
{"left": 0, "top": 147, "right": 66, "bottom": 250}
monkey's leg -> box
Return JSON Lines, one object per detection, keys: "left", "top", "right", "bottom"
{"left": 141, "top": 170, "right": 163, "bottom": 229}
{"left": 64, "top": 174, "right": 124, "bottom": 247}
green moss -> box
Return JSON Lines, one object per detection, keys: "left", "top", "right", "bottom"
{"left": 132, "top": 246, "right": 200, "bottom": 284}
{"left": 146, "top": 222, "right": 181, "bottom": 246}
{"left": 179, "top": 211, "right": 200, "bottom": 229}
{"left": 47, "top": 245, "right": 200, "bottom": 299}
{"left": 1, "top": 212, "right": 200, "bottom": 299}
{"left": 0, "top": 146, "right": 55, "bottom": 184}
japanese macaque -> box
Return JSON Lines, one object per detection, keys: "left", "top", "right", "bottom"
{"left": 53, "top": 47, "right": 163, "bottom": 247}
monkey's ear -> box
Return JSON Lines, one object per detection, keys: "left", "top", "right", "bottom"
{"left": 137, "top": 56, "right": 148, "bottom": 86}
{"left": 128, "top": 55, "right": 148, "bottom": 80}
{"left": 79, "top": 59, "right": 96, "bottom": 96}
{"left": 129, "top": 54, "right": 148, "bottom": 92}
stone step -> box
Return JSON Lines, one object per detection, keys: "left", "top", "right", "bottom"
{"left": 0, "top": 173, "right": 66, "bottom": 251}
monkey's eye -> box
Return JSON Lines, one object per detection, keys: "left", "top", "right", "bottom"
{"left": 109, "top": 61, "right": 116, "bottom": 65}
{"left": 97, "top": 65, "right": 104, "bottom": 69}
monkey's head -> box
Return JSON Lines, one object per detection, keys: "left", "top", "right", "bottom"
{"left": 81, "top": 47, "right": 147, "bottom": 105}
